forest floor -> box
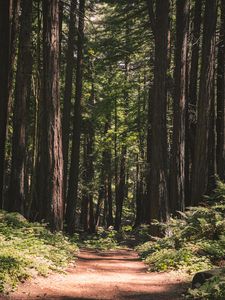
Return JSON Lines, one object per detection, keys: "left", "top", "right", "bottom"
{"left": 3, "top": 248, "right": 189, "bottom": 300}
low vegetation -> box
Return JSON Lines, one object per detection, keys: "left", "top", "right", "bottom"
{"left": 0, "top": 211, "right": 78, "bottom": 293}
{"left": 136, "top": 181, "right": 225, "bottom": 299}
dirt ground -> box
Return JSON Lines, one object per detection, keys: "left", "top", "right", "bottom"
{"left": 2, "top": 249, "right": 189, "bottom": 300}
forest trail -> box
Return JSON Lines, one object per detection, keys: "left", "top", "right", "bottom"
{"left": 5, "top": 249, "right": 188, "bottom": 300}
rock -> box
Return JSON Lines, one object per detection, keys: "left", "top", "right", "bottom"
{"left": 192, "top": 269, "right": 225, "bottom": 288}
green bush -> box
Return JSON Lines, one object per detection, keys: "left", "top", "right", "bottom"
{"left": 0, "top": 211, "right": 78, "bottom": 293}
{"left": 187, "top": 274, "right": 225, "bottom": 300}
{"left": 79, "top": 228, "right": 121, "bottom": 250}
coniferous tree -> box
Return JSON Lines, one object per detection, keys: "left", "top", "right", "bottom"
{"left": 0, "top": 1, "right": 12, "bottom": 208}
{"left": 36, "top": 0, "right": 64, "bottom": 231}
{"left": 169, "top": 0, "right": 189, "bottom": 214}
{"left": 217, "top": 1, "right": 225, "bottom": 181}
{"left": 191, "top": 0, "right": 217, "bottom": 205}
{"left": 62, "top": 0, "right": 77, "bottom": 200}
{"left": 65, "top": 0, "right": 86, "bottom": 234}
{"left": 146, "top": 0, "right": 169, "bottom": 224}
{"left": 8, "top": 0, "right": 33, "bottom": 213}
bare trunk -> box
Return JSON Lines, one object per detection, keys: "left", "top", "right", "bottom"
{"left": 146, "top": 0, "right": 169, "bottom": 224}
{"left": 169, "top": 0, "right": 189, "bottom": 214}
{"left": 191, "top": 0, "right": 217, "bottom": 204}
{"left": 36, "top": 0, "right": 64, "bottom": 231}
{"left": 65, "top": 0, "right": 85, "bottom": 234}
{"left": 217, "top": 1, "right": 225, "bottom": 181}
{"left": 8, "top": 0, "right": 33, "bottom": 213}
{"left": 0, "top": 1, "right": 12, "bottom": 208}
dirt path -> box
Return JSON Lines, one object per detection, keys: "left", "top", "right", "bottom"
{"left": 4, "top": 249, "right": 189, "bottom": 300}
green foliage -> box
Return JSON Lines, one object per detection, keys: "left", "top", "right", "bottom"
{"left": 187, "top": 274, "right": 225, "bottom": 300}
{"left": 136, "top": 182, "right": 225, "bottom": 277}
{"left": 0, "top": 211, "right": 78, "bottom": 293}
{"left": 145, "top": 248, "right": 212, "bottom": 273}
{"left": 79, "top": 228, "right": 122, "bottom": 250}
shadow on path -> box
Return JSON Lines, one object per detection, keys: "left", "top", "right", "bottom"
{"left": 4, "top": 249, "right": 189, "bottom": 300}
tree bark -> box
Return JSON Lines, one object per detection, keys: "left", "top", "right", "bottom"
{"left": 217, "top": 1, "right": 225, "bottom": 181}
{"left": 169, "top": 0, "right": 189, "bottom": 214}
{"left": 0, "top": 1, "right": 12, "bottom": 208}
{"left": 65, "top": 0, "right": 85, "bottom": 234}
{"left": 8, "top": 0, "right": 33, "bottom": 213}
{"left": 62, "top": 0, "right": 77, "bottom": 201}
{"left": 186, "top": 0, "right": 202, "bottom": 203}
{"left": 36, "top": 0, "right": 64, "bottom": 231}
{"left": 191, "top": 0, "right": 217, "bottom": 205}
{"left": 146, "top": 0, "right": 169, "bottom": 224}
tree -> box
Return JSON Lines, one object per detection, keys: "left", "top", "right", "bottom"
{"left": 36, "top": 0, "right": 64, "bottom": 231}
{"left": 8, "top": 0, "right": 33, "bottom": 213}
{"left": 62, "top": 0, "right": 77, "bottom": 200}
{"left": 146, "top": 0, "right": 169, "bottom": 224}
{"left": 191, "top": 0, "right": 217, "bottom": 205}
{"left": 169, "top": 0, "right": 189, "bottom": 214}
{"left": 0, "top": 1, "right": 12, "bottom": 208}
{"left": 65, "top": 0, "right": 86, "bottom": 234}
{"left": 217, "top": 1, "right": 225, "bottom": 181}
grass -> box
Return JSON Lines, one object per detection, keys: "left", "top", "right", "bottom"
{"left": 0, "top": 210, "right": 78, "bottom": 294}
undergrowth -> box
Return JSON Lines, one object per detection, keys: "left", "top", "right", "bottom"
{"left": 187, "top": 272, "right": 225, "bottom": 300}
{"left": 78, "top": 228, "right": 122, "bottom": 250}
{"left": 0, "top": 211, "right": 78, "bottom": 294}
{"left": 136, "top": 181, "right": 225, "bottom": 299}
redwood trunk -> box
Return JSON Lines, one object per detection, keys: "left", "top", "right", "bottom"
{"left": 146, "top": 0, "right": 169, "bottom": 224}
{"left": 62, "top": 0, "right": 77, "bottom": 200}
{"left": 217, "top": 1, "right": 225, "bottom": 181}
{"left": 191, "top": 0, "right": 217, "bottom": 204}
{"left": 169, "top": 0, "right": 189, "bottom": 214}
{"left": 0, "top": 1, "right": 11, "bottom": 208}
{"left": 8, "top": 0, "right": 33, "bottom": 213}
{"left": 65, "top": 0, "right": 85, "bottom": 234}
{"left": 37, "top": 0, "right": 64, "bottom": 231}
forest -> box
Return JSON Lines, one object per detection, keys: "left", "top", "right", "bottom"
{"left": 0, "top": 0, "right": 225, "bottom": 299}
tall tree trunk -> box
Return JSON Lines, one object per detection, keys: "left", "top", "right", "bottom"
{"left": 36, "top": 0, "right": 64, "bottom": 231}
{"left": 106, "top": 147, "right": 113, "bottom": 227}
{"left": 115, "top": 146, "right": 126, "bottom": 231}
{"left": 29, "top": 1, "right": 42, "bottom": 219}
{"left": 135, "top": 77, "right": 145, "bottom": 226}
{"left": 217, "top": 1, "right": 225, "bottom": 181}
{"left": 81, "top": 78, "right": 95, "bottom": 233}
{"left": 59, "top": 0, "right": 63, "bottom": 66}
{"left": 169, "top": 0, "right": 189, "bottom": 214}
{"left": 8, "top": 0, "right": 33, "bottom": 213}
{"left": 62, "top": 0, "right": 77, "bottom": 201}
{"left": 65, "top": 0, "right": 85, "bottom": 234}
{"left": 191, "top": 0, "right": 217, "bottom": 204}
{"left": 207, "top": 77, "right": 217, "bottom": 192}
{"left": 187, "top": 0, "right": 202, "bottom": 202}
{"left": 114, "top": 59, "right": 129, "bottom": 231}
{"left": 0, "top": 1, "right": 12, "bottom": 208}
{"left": 146, "top": 0, "right": 169, "bottom": 224}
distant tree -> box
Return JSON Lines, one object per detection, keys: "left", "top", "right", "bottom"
{"left": 186, "top": 0, "right": 203, "bottom": 205}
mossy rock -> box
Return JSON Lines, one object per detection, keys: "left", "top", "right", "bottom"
{"left": 192, "top": 268, "right": 225, "bottom": 288}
